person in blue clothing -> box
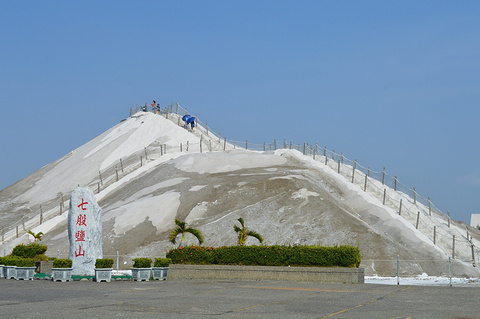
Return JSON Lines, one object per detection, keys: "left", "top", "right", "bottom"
{"left": 182, "top": 115, "right": 196, "bottom": 131}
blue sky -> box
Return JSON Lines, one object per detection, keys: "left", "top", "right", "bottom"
{"left": 1, "top": 1, "right": 479, "bottom": 224}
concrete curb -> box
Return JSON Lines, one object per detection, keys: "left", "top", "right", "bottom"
{"left": 169, "top": 264, "right": 364, "bottom": 284}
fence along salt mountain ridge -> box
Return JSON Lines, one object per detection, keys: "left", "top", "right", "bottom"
{"left": 1, "top": 101, "right": 478, "bottom": 267}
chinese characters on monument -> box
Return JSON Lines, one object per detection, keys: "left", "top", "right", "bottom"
{"left": 68, "top": 187, "right": 102, "bottom": 275}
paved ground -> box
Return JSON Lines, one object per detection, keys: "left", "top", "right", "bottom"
{"left": 0, "top": 279, "right": 479, "bottom": 319}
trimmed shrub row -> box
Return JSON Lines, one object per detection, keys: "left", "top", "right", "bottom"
{"left": 131, "top": 258, "right": 172, "bottom": 268}
{"left": 53, "top": 259, "right": 72, "bottom": 268}
{"left": 95, "top": 258, "right": 114, "bottom": 269}
{"left": 11, "top": 243, "right": 47, "bottom": 258}
{"left": 154, "top": 258, "right": 171, "bottom": 267}
{"left": 0, "top": 256, "right": 35, "bottom": 267}
{"left": 167, "top": 245, "right": 361, "bottom": 268}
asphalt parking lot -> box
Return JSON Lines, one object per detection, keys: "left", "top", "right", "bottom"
{"left": 0, "top": 279, "right": 479, "bottom": 319}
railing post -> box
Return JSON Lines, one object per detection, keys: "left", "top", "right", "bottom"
{"left": 471, "top": 237, "right": 476, "bottom": 267}
{"left": 399, "top": 199, "right": 402, "bottom": 215}
{"left": 452, "top": 235, "right": 456, "bottom": 259}
{"left": 413, "top": 187, "right": 416, "bottom": 204}
{"left": 416, "top": 211, "right": 420, "bottom": 229}
{"left": 433, "top": 226, "right": 436, "bottom": 245}
{"left": 274, "top": 139, "right": 277, "bottom": 150}
{"left": 120, "top": 158, "right": 124, "bottom": 173}
{"left": 59, "top": 193, "right": 63, "bottom": 216}
{"left": 394, "top": 175, "right": 397, "bottom": 191}
{"left": 397, "top": 255, "right": 400, "bottom": 285}
{"left": 364, "top": 173, "right": 367, "bottom": 191}
{"left": 383, "top": 189, "right": 386, "bottom": 205}
{"left": 382, "top": 167, "right": 385, "bottom": 185}
{"left": 337, "top": 159, "right": 341, "bottom": 174}
{"left": 428, "top": 197, "right": 431, "bottom": 216}
{"left": 352, "top": 159, "right": 357, "bottom": 183}
{"left": 449, "top": 257, "right": 452, "bottom": 287}
{"left": 246, "top": 140, "right": 248, "bottom": 150}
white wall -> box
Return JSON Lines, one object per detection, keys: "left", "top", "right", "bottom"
{"left": 470, "top": 214, "right": 480, "bottom": 228}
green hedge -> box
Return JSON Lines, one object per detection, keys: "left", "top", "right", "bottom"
{"left": 95, "top": 258, "right": 114, "bottom": 268}
{"left": 132, "top": 258, "right": 152, "bottom": 268}
{"left": 53, "top": 259, "right": 72, "bottom": 268}
{"left": 16, "top": 258, "right": 35, "bottom": 267}
{"left": 167, "top": 245, "right": 361, "bottom": 268}
{"left": 12, "top": 243, "right": 47, "bottom": 258}
{"left": 2, "top": 256, "right": 21, "bottom": 266}
{"left": 154, "top": 258, "right": 171, "bottom": 267}
{"left": 2, "top": 256, "right": 35, "bottom": 267}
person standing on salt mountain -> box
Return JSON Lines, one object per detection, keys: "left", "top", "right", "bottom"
{"left": 190, "top": 117, "right": 196, "bottom": 131}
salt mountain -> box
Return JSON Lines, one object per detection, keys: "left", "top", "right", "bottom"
{"left": 1, "top": 108, "right": 479, "bottom": 277}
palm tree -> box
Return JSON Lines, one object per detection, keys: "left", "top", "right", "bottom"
{"left": 169, "top": 218, "right": 204, "bottom": 247}
{"left": 28, "top": 230, "right": 43, "bottom": 243}
{"left": 233, "top": 217, "right": 263, "bottom": 246}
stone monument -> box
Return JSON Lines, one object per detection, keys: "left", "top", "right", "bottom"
{"left": 68, "top": 187, "right": 102, "bottom": 276}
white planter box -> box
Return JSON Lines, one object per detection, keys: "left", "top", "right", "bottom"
{"left": 5, "top": 266, "right": 16, "bottom": 279}
{"left": 95, "top": 268, "right": 113, "bottom": 282}
{"left": 130, "top": 268, "right": 151, "bottom": 281}
{"left": 51, "top": 268, "right": 73, "bottom": 282}
{"left": 152, "top": 267, "right": 169, "bottom": 280}
{"left": 15, "top": 267, "right": 36, "bottom": 280}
